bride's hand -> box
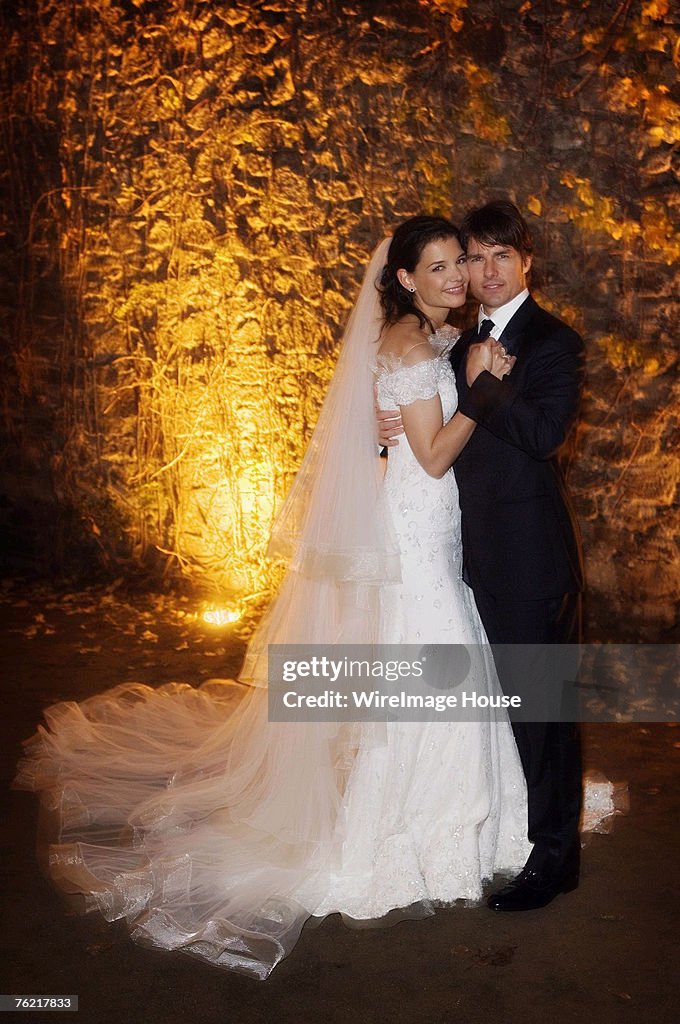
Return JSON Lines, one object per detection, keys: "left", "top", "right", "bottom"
{"left": 489, "top": 342, "right": 515, "bottom": 380}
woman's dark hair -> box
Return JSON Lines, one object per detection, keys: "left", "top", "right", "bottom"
{"left": 379, "top": 215, "right": 461, "bottom": 331}
{"left": 459, "top": 199, "right": 533, "bottom": 262}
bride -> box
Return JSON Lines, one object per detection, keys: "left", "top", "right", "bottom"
{"left": 15, "top": 216, "right": 530, "bottom": 980}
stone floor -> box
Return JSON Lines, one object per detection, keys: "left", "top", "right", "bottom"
{"left": 1, "top": 583, "right": 678, "bottom": 1024}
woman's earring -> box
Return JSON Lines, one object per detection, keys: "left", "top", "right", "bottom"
{"left": 409, "top": 287, "right": 416, "bottom": 293}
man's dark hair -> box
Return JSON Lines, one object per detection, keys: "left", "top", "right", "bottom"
{"left": 460, "top": 199, "right": 533, "bottom": 262}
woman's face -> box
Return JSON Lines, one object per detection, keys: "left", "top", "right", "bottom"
{"left": 398, "top": 236, "right": 469, "bottom": 325}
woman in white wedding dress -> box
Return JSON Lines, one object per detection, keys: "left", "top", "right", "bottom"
{"left": 15, "top": 217, "right": 530, "bottom": 980}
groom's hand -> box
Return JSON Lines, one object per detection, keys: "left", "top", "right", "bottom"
{"left": 375, "top": 381, "right": 403, "bottom": 446}
{"left": 377, "top": 408, "right": 403, "bottom": 447}
{"left": 466, "top": 339, "right": 495, "bottom": 386}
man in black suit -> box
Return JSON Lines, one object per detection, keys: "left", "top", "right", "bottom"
{"left": 455, "top": 199, "right": 584, "bottom": 911}
{"left": 379, "top": 200, "right": 585, "bottom": 911}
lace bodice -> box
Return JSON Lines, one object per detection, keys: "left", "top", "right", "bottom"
{"left": 374, "top": 325, "right": 460, "bottom": 414}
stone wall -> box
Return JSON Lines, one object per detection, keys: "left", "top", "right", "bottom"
{"left": 0, "top": 0, "right": 677, "bottom": 638}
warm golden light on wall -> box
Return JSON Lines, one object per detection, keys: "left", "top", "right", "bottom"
{"left": 2, "top": 0, "right": 677, "bottom": 636}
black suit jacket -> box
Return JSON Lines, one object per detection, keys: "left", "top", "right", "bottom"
{"left": 451, "top": 295, "right": 584, "bottom": 600}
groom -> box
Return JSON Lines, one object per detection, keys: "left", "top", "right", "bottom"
{"left": 379, "top": 199, "right": 584, "bottom": 911}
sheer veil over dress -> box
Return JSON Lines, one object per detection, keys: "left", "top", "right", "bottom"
{"left": 15, "top": 240, "right": 530, "bottom": 981}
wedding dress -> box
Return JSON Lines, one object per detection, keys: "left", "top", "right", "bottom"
{"left": 14, "top": 247, "right": 530, "bottom": 980}
{"left": 312, "top": 328, "right": 530, "bottom": 919}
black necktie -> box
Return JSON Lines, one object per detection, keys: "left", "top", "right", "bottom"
{"left": 478, "top": 318, "right": 495, "bottom": 340}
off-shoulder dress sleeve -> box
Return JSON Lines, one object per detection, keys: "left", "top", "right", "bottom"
{"left": 376, "top": 358, "right": 443, "bottom": 407}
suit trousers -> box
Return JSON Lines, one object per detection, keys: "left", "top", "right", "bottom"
{"left": 471, "top": 585, "right": 583, "bottom": 873}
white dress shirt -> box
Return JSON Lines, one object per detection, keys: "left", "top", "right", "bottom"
{"left": 477, "top": 288, "right": 530, "bottom": 339}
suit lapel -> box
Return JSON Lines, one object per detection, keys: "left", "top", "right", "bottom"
{"left": 498, "top": 294, "right": 538, "bottom": 357}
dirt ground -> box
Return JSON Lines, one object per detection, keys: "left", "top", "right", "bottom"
{"left": 1, "top": 581, "right": 678, "bottom": 1024}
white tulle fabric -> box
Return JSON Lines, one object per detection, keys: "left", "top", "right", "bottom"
{"left": 15, "top": 262, "right": 533, "bottom": 981}
{"left": 241, "top": 238, "right": 400, "bottom": 686}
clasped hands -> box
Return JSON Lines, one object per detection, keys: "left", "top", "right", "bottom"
{"left": 377, "top": 340, "right": 515, "bottom": 448}
{"left": 466, "top": 338, "right": 515, "bottom": 387}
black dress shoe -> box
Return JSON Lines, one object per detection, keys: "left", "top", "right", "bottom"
{"left": 487, "top": 865, "right": 579, "bottom": 912}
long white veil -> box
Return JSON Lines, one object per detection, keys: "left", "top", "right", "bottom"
{"left": 15, "top": 239, "right": 404, "bottom": 982}
{"left": 241, "top": 237, "right": 399, "bottom": 683}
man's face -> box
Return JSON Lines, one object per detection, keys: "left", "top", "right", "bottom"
{"left": 465, "top": 238, "right": 532, "bottom": 313}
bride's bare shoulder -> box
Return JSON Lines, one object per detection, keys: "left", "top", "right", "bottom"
{"left": 377, "top": 321, "right": 433, "bottom": 363}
